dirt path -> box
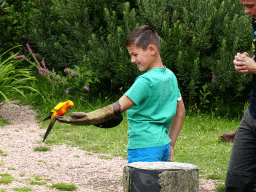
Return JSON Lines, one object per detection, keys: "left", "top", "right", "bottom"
{"left": 0, "top": 101, "right": 216, "bottom": 191}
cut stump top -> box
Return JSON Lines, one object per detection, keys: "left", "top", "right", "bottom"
{"left": 126, "top": 162, "right": 199, "bottom": 171}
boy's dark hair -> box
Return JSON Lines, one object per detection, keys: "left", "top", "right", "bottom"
{"left": 126, "top": 25, "right": 161, "bottom": 51}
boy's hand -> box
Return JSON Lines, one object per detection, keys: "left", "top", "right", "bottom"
{"left": 168, "top": 145, "right": 174, "bottom": 162}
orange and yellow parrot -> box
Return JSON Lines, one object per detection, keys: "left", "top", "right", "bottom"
{"left": 43, "top": 100, "right": 74, "bottom": 142}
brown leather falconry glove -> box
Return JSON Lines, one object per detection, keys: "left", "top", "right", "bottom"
{"left": 55, "top": 101, "right": 123, "bottom": 128}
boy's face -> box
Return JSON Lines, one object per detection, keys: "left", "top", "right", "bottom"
{"left": 240, "top": 0, "right": 256, "bottom": 19}
{"left": 127, "top": 44, "right": 155, "bottom": 72}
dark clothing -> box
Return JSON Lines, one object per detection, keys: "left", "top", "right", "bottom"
{"left": 249, "top": 19, "right": 256, "bottom": 119}
{"left": 225, "top": 19, "right": 256, "bottom": 191}
{"left": 226, "top": 108, "right": 256, "bottom": 191}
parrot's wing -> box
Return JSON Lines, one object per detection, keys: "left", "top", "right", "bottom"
{"left": 43, "top": 112, "right": 53, "bottom": 121}
{"left": 43, "top": 119, "right": 56, "bottom": 142}
{"left": 53, "top": 102, "right": 65, "bottom": 112}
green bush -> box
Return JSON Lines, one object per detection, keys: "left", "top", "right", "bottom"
{"left": 0, "top": 46, "right": 41, "bottom": 108}
{"left": 0, "top": 0, "right": 36, "bottom": 58}
{"left": 25, "top": 0, "right": 253, "bottom": 118}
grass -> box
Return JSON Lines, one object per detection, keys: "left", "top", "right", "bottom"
{"left": 0, "top": 160, "right": 5, "bottom": 166}
{"left": 99, "top": 155, "right": 113, "bottom": 160}
{"left": 13, "top": 187, "right": 33, "bottom": 192}
{"left": 39, "top": 100, "right": 240, "bottom": 189}
{"left": 19, "top": 173, "right": 25, "bottom": 177}
{"left": 30, "top": 181, "right": 47, "bottom": 185}
{"left": 31, "top": 175, "right": 51, "bottom": 181}
{"left": 33, "top": 146, "right": 50, "bottom": 152}
{"left": 12, "top": 93, "right": 244, "bottom": 190}
{"left": 0, "top": 173, "right": 15, "bottom": 184}
{"left": 0, "top": 150, "right": 8, "bottom": 156}
{"left": 50, "top": 183, "right": 78, "bottom": 191}
{"left": 0, "top": 116, "right": 11, "bottom": 127}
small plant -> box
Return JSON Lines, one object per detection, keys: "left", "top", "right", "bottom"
{"left": 19, "top": 44, "right": 62, "bottom": 87}
{"left": 8, "top": 167, "right": 16, "bottom": 170}
{"left": 33, "top": 146, "right": 50, "bottom": 152}
{"left": 216, "top": 183, "right": 226, "bottom": 192}
{"left": 32, "top": 175, "right": 51, "bottom": 181}
{"left": 50, "top": 183, "right": 78, "bottom": 191}
{"left": 30, "top": 181, "right": 47, "bottom": 185}
{"left": 199, "top": 84, "right": 211, "bottom": 110}
{"left": 13, "top": 187, "right": 32, "bottom": 192}
{"left": 98, "top": 155, "right": 113, "bottom": 160}
{"left": 0, "top": 173, "right": 15, "bottom": 184}
{"left": 73, "top": 155, "right": 80, "bottom": 158}
{"left": 37, "top": 160, "right": 45, "bottom": 163}
{"left": 0, "top": 160, "right": 4, "bottom": 166}
{"left": 0, "top": 117, "right": 10, "bottom": 127}
{"left": 19, "top": 173, "right": 25, "bottom": 177}
{"left": 0, "top": 189, "right": 7, "bottom": 192}
{"left": 207, "top": 173, "right": 221, "bottom": 180}
{"left": 0, "top": 149, "right": 7, "bottom": 156}
{"left": 0, "top": 45, "right": 42, "bottom": 109}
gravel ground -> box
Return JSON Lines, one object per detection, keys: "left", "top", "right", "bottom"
{"left": 0, "top": 100, "right": 216, "bottom": 191}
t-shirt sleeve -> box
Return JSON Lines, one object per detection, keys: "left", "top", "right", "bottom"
{"left": 177, "top": 88, "right": 182, "bottom": 101}
{"left": 125, "top": 77, "right": 150, "bottom": 105}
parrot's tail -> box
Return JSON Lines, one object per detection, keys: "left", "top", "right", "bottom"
{"left": 43, "top": 113, "right": 53, "bottom": 121}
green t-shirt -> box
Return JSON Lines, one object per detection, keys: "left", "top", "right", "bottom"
{"left": 125, "top": 67, "right": 181, "bottom": 149}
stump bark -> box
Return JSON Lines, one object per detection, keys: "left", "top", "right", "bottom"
{"left": 123, "top": 162, "right": 199, "bottom": 192}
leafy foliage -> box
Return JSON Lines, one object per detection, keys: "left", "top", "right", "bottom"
{"left": 0, "top": 0, "right": 36, "bottom": 58}
{"left": 0, "top": 46, "right": 42, "bottom": 109}
{"left": 0, "top": 0, "right": 254, "bottom": 118}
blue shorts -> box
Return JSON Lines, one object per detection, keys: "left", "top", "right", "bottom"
{"left": 127, "top": 144, "right": 170, "bottom": 164}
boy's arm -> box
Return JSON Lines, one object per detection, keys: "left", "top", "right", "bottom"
{"left": 119, "top": 94, "right": 135, "bottom": 112}
{"left": 168, "top": 99, "right": 185, "bottom": 161}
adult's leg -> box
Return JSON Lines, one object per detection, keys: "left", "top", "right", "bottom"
{"left": 226, "top": 108, "right": 256, "bottom": 191}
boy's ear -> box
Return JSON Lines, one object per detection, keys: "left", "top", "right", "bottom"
{"left": 149, "top": 44, "right": 157, "bottom": 55}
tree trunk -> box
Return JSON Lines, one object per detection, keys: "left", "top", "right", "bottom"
{"left": 123, "top": 162, "right": 199, "bottom": 192}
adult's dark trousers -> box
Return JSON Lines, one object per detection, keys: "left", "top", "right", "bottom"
{"left": 226, "top": 108, "right": 256, "bottom": 191}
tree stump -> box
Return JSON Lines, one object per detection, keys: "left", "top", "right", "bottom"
{"left": 123, "top": 162, "right": 199, "bottom": 192}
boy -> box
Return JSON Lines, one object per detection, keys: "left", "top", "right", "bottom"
{"left": 56, "top": 25, "right": 185, "bottom": 163}
{"left": 226, "top": 0, "right": 256, "bottom": 191}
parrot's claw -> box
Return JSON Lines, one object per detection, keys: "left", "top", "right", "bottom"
{"left": 55, "top": 115, "right": 71, "bottom": 123}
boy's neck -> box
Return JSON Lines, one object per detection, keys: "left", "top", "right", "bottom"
{"left": 148, "top": 55, "right": 164, "bottom": 71}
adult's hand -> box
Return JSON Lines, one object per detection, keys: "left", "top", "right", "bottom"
{"left": 244, "top": 56, "right": 256, "bottom": 74}
{"left": 233, "top": 52, "right": 249, "bottom": 73}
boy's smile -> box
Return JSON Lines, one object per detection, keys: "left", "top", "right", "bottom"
{"left": 127, "top": 44, "right": 156, "bottom": 72}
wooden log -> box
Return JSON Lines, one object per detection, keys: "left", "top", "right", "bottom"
{"left": 123, "top": 162, "right": 199, "bottom": 192}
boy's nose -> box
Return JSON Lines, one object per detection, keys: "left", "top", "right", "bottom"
{"left": 131, "top": 58, "right": 136, "bottom": 63}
